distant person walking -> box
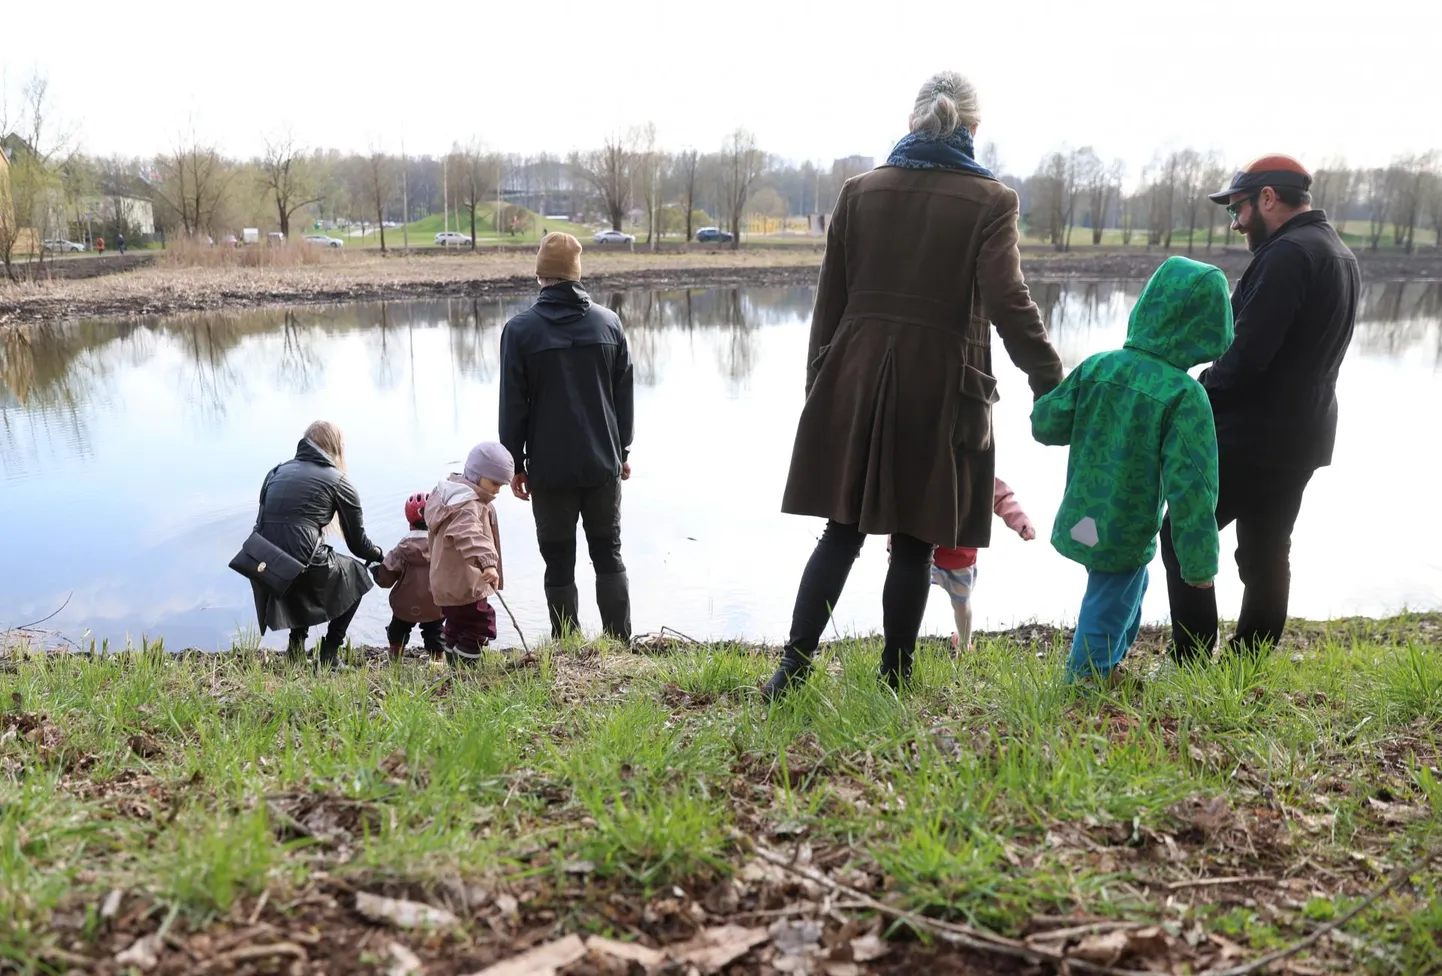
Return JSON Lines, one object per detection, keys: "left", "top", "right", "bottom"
{"left": 117, "top": 233, "right": 126, "bottom": 255}
{"left": 764, "top": 71, "right": 1064, "bottom": 699}
{"left": 500, "top": 233, "right": 636, "bottom": 641}
{"left": 1161, "top": 156, "right": 1360, "bottom": 661}
{"left": 242, "top": 421, "right": 384, "bottom": 668}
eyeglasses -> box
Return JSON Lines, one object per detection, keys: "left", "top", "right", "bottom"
{"left": 1226, "top": 194, "right": 1259, "bottom": 221}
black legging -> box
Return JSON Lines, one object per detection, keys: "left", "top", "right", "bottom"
{"left": 784, "top": 521, "right": 933, "bottom": 665}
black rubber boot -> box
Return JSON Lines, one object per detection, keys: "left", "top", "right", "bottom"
{"left": 545, "top": 584, "right": 581, "bottom": 639}
{"left": 286, "top": 631, "right": 308, "bottom": 663}
{"left": 762, "top": 648, "right": 814, "bottom": 702}
{"left": 596, "top": 572, "right": 632, "bottom": 641}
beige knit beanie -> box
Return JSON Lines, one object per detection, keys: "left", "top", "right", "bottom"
{"left": 535, "top": 233, "right": 583, "bottom": 281}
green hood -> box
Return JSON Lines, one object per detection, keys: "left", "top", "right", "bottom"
{"left": 1124, "top": 256, "right": 1234, "bottom": 369}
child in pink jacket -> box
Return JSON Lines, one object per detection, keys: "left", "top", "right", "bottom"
{"left": 426, "top": 442, "right": 514, "bottom": 664}
{"left": 373, "top": 491, "right": 445, "bottom": 662}
{"left": 930, "top": 478, "right": 1036, "bottom": 651}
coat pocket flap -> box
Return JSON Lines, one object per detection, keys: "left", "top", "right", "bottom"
{"left": 959, "top": 364, "right": 1000, "bottom": 404}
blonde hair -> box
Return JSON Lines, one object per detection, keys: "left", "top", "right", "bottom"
{"left": 304, "top": 420, "right": 347, "bottom": 472}
{"left": 909, "top": 71, "right": 980, "bottom": 140}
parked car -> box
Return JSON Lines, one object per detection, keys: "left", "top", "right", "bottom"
{"left": 41, "top": 239, "right": 86, "bottom": 252}
{"left": 593, "top": 229, "right": 636, "bottom": 245}
{"left": 220, "top": 234, "right": 239, "bottom": 247}
{"left": 435, "top": 231, "right": 472, "bottom": 247}
{"left": 694, "top": 227, "right": 734, "bottom": 244}
{"left": 304, "top": 234, "right": 345, "bottom": 248}
{"left": 266, "top": 232, "right": 286, "bottom": 245}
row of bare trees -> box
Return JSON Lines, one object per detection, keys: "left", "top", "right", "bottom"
{"left": 1019, "top": 146, "right": 1442, "bottom": 254}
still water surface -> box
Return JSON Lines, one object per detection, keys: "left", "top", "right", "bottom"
{"left": 3, "top": 280, "right": 1440, "bottom": 650}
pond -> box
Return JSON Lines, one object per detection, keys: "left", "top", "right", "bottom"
{"left": 3, "top": 279, "right": 1441, "bottom": 651}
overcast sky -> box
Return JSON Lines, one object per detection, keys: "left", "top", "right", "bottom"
{"left": 5, "top": 0, "right": 1438, "bottom": 184}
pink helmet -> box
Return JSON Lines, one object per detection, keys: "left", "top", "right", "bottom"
{"left": 404, "top": 492, "right": 428, "bottom": 526}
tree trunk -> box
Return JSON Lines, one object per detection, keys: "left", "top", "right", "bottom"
{"left": 469, "top": 206, "right": 477, "bottom": 251}
{"left": 377, "top": 203, "right": 387, "bottom": 253}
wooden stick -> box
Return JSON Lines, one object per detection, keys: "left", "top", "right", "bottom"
{"left": 752, "top": 845, "right": 1168, "bottom": 976}
{"left": 1197, "top": 846, "right": 1439, "bottom": 976}
{"left": 491, "top": 591, "right": 529, "bottom": 655}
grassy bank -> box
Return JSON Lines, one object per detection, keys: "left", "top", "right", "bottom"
{"left": 1, "top": 617, "right": 1439, "bottom": 974}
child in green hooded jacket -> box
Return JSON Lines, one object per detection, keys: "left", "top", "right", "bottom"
{"left": 1032, "top": 256, "right": 1234, "bottom": 681}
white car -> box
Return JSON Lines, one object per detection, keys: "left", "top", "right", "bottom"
{"left": 42, "top": 239, "right": 86, "bottom": 252}
{"left": 304, "top": 235, "right": 344, "bottom": 248}
{"left": 435, "top": 232, "right": 472, "bottom": 247}
{"left": 593, "top": 229, "right": 636, "bottom": 245}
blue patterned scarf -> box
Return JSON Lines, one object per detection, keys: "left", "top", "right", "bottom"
{"left": 885, "top": 127, "right": 994, "bottom": 179}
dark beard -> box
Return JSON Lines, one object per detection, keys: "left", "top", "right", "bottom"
{"left": 1244, "top": 215, "right": 1269, "bottom": 251}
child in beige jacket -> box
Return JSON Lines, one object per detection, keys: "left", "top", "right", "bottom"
{"left": 426, "top": 442, "right": 514, "bottom": 663}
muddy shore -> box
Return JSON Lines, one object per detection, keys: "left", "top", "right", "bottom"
{"left": 2, "top": 246, "right": 1439, "bottom": 328}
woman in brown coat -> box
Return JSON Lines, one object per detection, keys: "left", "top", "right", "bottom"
{"left": 764, "top": 71, "right": 1064, "bottom": 699}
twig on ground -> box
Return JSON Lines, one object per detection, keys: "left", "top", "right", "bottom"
{"left": 752, "top": 845, "right": 1167, "bottom": 976}
{"left": 1165, "top": 876, "right": 1275, "bottom": 891}
{"left": 1198, "top": 846, "right": 1439, "bottom": 976}
{"left": 660, "top": 626, "right": 701, "bottom": 645}
{"left": 492, "top": 591, "right": 529, "bottom": 656}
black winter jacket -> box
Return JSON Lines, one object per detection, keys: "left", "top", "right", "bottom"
{"left": 499, "top": 282, "right": 634, "bottom": 491}
{"left": 1201, "top": 210, "right": 1359, "bottom": 471}
{"left": 250, "top": 438, "right": 382, "bottom": 633}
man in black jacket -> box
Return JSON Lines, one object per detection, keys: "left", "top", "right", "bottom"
{"left": 499, "top": 233, "right": 635, "bottom": 640}
{"left": 1161, "top": 155, "right": 1360, "bottom": 661}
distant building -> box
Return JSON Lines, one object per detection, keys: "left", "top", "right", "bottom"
{"left": 830, "top": 155, "right": 876, "bottom": 182}
{"left": 83, "top": 195, "right": 155, "bottom": 235}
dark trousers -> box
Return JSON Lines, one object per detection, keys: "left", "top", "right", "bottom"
{"left": 287, "top": 597, "right": 361, "bottom": 662}
{"left": 387, "top": 615, "right": 444, "bottom": 654}
{"left": 786, "top": 521, "right": 934, "bottom": 666}
{"left": 533, "top": 478, "right": 630, "bottom": 638}
{"left": 441, "top": 599, "right": 497, "bottom": 658}
{"left": 1161, "top": 459, "right": 1313, "bottom": 660}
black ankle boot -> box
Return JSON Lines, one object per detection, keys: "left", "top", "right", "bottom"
{"left": 762, "top": 648, "right": 813, "bottom": 702}
{"left": 316, "top": 637, "right": 344, "bottom": 671}
{"left": 878, "top": 647, "right": 913, "bottom": 691}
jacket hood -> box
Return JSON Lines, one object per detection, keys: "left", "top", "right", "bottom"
{"left": 428, "top": 474, "right": 494, "bottom": 514}
{"left": 533, "top": 281, "right": 592, "bottom": 326}
{"left": 294, "top": 438, "right": 337, "bottom": 467}
{"left": 1124, "top": 256, "right": 1234, "bottom": 369}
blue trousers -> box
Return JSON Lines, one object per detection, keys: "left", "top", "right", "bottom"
{"left": 1067, "top": 566, "right": 1149, "bottom": 681}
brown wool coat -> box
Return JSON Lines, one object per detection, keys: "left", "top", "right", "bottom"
{"left": 781, "top": 166, "right": 1064, "bottom": 548}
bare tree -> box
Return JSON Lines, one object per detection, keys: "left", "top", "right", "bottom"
{"left": 1173, "top": 149, "right": 1208, "bottom": 253}
{"left": 634, "top": 123, "right": 662, "bottom": 251}
{"left": 574, "top": 129, "right": 640, "bottom": 231}
{"left": 0, "top": 73, "right": 76, "bottom": 281}
{"left": 1388, "top": 153, "right": 1433, "bottom": 253}
{"left": 979, "top": 141, "right": 1003, "bottom": 176}
{"left": 152, "top": 127, "right": 231, "bottom": 238}
{"left": 450, "top": 140, "right": 498, "bottom": 251}
{"left": 1313, "top": 157, "right": 1356, "bottom": 224}
{"left": 720, "top": 129, "right": 765, "bottom": 251}
{"left": 1144, "top": 153, "right": 1181, "bottom": 249}
{"left": 259, "top": 135, "right": 323, "bottom": 238}
{"left": 675, "top": 149, "right": 701, "bottom": 242}
{"left": 1201, "top": 156, "right": 1229, "bottom": 251}
{"left": 1077, "top": 148, "right": 1111, "bottom": 246}
{"left": 1364, "top": 167, "right": 1391, "bottom": 251}
{"left": 367, "top": 148, "right": 392, "bottom": 253}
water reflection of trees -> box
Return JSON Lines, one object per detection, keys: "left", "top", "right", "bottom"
{"left": 1352, "top": 281, "right": 1442, "bottom": 365}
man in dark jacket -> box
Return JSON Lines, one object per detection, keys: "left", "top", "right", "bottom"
{"left": 1161, "top": 155, "right": 1359, "bottom": 661}
{"left": 500, "top": 233, "right": 635, "bottom": 640}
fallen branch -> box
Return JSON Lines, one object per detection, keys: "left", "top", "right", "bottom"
{"left": 491, "top": 591, "right": 529, "bottom": 656}
{"left": 1197, "top": 846, "right": 1439, "bottom": 976}
{"left": 751, "top": 845, "right": 1167, "bottom": 976}
{"left": 198, "top": 942, "right": 308, "bottom": 970}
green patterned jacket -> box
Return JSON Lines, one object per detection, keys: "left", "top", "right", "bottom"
{"left": 1031, "top": 256, "right": 1234, "bottom": 582}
